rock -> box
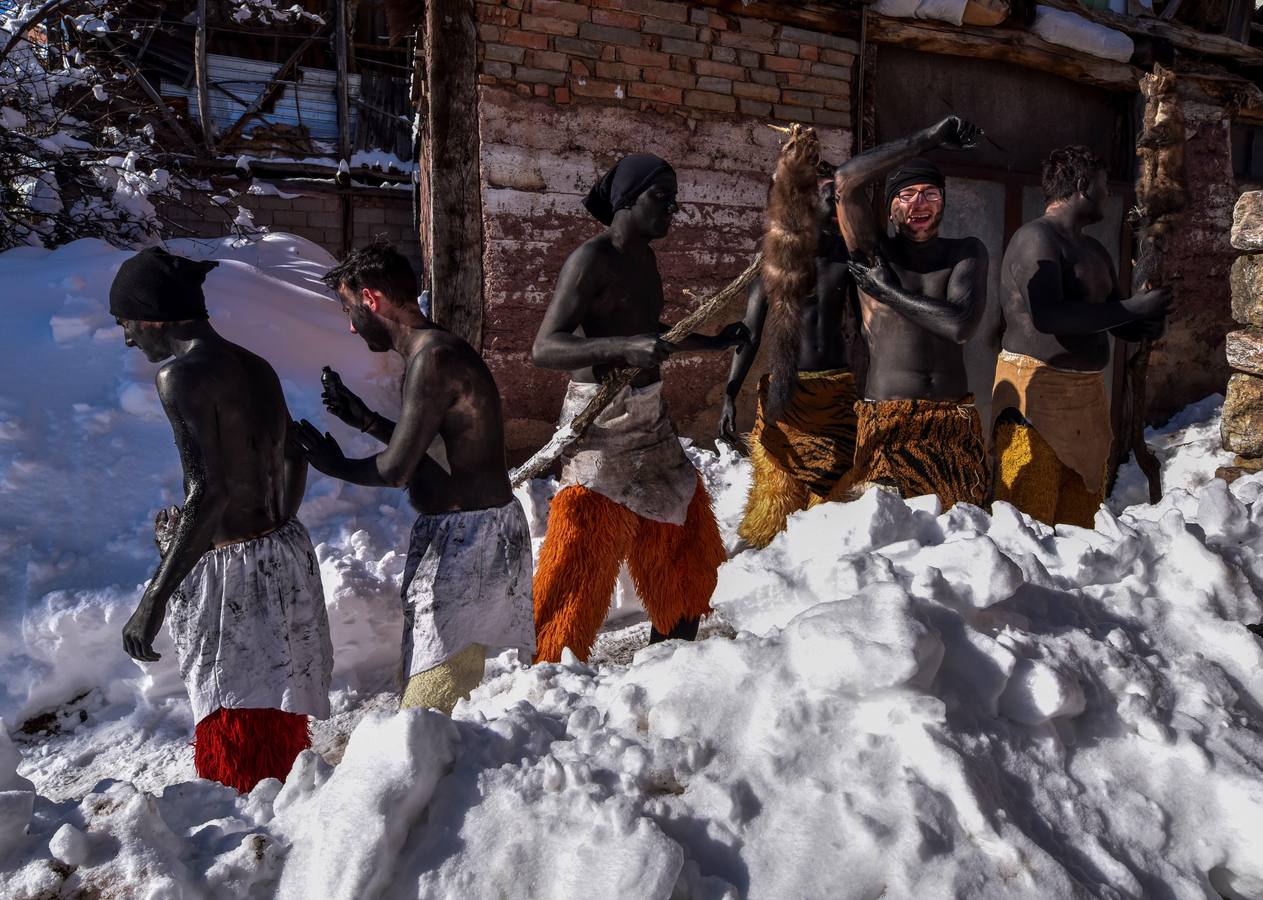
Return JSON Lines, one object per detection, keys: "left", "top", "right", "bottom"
{"left": 1226, "top": 328, "right": 1263, "bottom": 375}
{"left": 1236, "top": 455, "right": 1263, "bottom": 470}
{"left": 1231, "top": 255, "right": 1263, "bottom": 326}
{"left": 1222, "top": 373, "right": 1263, "bottom": 457}
{"left": 1216, "top": 466, "right": 1253, "bottom": 484}
{"left": 1232, "top": 191, "right": 1263, "bottom": 251}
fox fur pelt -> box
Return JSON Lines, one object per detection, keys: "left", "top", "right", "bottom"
{"left": 762, "top": 124, "right": 822, "bottom": 422}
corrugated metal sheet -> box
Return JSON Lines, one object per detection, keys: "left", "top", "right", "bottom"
{"left": 161, "top": 53, "right": 361, "bottom": 142}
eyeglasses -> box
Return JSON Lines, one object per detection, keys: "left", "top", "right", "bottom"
{"left": 894, "top": 188, "right": 943, "bottom": 204}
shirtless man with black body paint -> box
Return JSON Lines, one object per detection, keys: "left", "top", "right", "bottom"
{"left": 532, "top": 167, "right": 749, "bottom": 389}
{"left": 720, "top": 167, "right": 864, "bottom": 549}
{"left": 824, "top": 116, "right": 992, "bottom": 508}
{"left": 295, "top": 242, "right": 533, "bottom": 712}
{"left": 119, "top": 292, "right": 308, "bottom": 662}
{"left": 529, "top": 154, "right": 746, "bottom": 662}
{"left": 297, "top": 260, "right": 513, "bottom": 517}
{"left": 991, "top": 145, "right": 1171, "bottom": 526}
{"left": 113, "top": 247, "right": 331, "bottom": 794}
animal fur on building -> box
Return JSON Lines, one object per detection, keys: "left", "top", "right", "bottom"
{"left": 762, "top": 124, "right": 822, "bottom": 422}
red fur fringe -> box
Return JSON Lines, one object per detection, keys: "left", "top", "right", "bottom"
{"left": 533, "top": 479, "right": 725, "bottom": 663}
{"left": 194, "top": 707, "right": 310, "bottom": 794}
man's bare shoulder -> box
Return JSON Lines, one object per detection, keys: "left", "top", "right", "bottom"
{"left": 939, "top": 235, "right": 987, "bottom": 261}
{"left": 1006, "top": 218, "right": 1060, "bottom": 256}
{"left": 406, "top": 329, "right": 485, "bottom": 379}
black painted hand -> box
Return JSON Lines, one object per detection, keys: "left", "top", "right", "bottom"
{"left": 320, "top": 366, "right": 373, "bottom": 431}
{"left": 934, "top": 115, "right": 983, "bottom": 151}
{"left": 622, "top": 334, "right": 677, "bottom": 368}
{"left": 1139, "top": 315, "right": 1167, "bottom": 340}
{"left": 718, "top": 396, "right": 738, "bottom": 447}
{"left": 847, "top": 253, "right": 899, "bottom": 298}
{"left": 154, "top": 505, "right": 181, "bottom": 558}
{"left": 123, "top": 599, "right": 164, "bottom": 662}
{"left": 717, "top": 321, "right": 752, "bottom": 351}
{"left": 292, "top": 419, "right": 348, "bottom": 475}
{"left": 1123, "top": 287, "right": 1172, "bottom": 320}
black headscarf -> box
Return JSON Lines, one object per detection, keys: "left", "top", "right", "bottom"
{"left": 583, "top": 153, "right": 675, "bottom": 226}
{"left": 109, "top": 247, "right": 218, "bottom": 322}
{"left": 884, "top": 158, "right": 946, "bottom": 209}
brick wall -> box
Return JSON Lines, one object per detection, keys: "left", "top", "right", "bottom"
{"left": 475, "top": 0, "right": 856, "bottom": 127}
{"left": 470, "top": 0, "right": 858, "bottom": 461}
{"left": 159, "top": 187, "right": 424, "bottom": 277}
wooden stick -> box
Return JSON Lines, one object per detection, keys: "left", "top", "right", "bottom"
{"left": 510, "top": 253, "right": 762, "bottom": 487}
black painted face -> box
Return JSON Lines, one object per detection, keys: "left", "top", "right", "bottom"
{"left": 628, "top": 172, "right": 679, "bottom": 239}
{"left": 117, "top": 317, "right": 171, "bottom": 363}
{"left": 1081, "top": 169, "right": 1109, "bottom": 225}
{"left": 337, "top": 286, "right": 393, "bottom": 353}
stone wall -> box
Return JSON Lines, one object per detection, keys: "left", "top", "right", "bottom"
{"left": 1220, "top": 190, "right": 1263, "bottom": 480}
{"left": 472, "top": 0, "right": 858, "bottom": 461}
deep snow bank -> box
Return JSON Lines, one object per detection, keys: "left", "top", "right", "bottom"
{"left": 5, "top": 468, "right": 1263, "bottom": 898}
{"left": 2, "top": 234, "right": 1260, "bottom": 899}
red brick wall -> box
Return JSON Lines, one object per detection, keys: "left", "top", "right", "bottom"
{"left": 471, "top": 0, "right": 858, "bottom": 461}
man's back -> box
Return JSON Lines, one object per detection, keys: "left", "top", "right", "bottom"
{"left": 159, "top": 338, "right": 292, "bottom": 546}
{"left": 999, "top": 218, "right": 1115, "bottom": 372}
{"left": 403, "top": 329, "right": 512, "bottom": 515}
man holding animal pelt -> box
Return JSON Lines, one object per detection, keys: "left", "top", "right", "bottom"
{"left": 530, "top": 153, "right": 749, "bottom": 662}
{"left": 826, "top": 117, "right": 991, "bottom": 509}
{"left": 992, "top": 146, "right": 1170, "bottom": 527}
{"left": 720, "top": 133, "right": 860, "bottom": 550}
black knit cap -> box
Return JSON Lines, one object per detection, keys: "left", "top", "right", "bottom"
{"left": 109, "top": 248, "right": 218, "bottom": 322}
{"left": 584, "top": 153, "right": 675, "bottom": 226}
{"left": 884, "top": 158, "right": 946, "bottom": 208}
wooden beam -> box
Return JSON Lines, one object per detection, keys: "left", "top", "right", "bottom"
{"left": 194, "top": 0, "right": 213, "bottom": 150}
{"left": 118, "top": 59, "right": 201, "bottom": 155}
{"left": 424, "top": 0, "right": 484, "bottom": 350}
{"left": 867, "top": 14, "right": 1142, "bottom": 91}
{"left": 1040, "top": 0, "right": 1263, "bottom": 62}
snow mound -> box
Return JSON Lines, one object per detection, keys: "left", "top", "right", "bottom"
{"left": 4, "top": 466, "right": 1263, "bottom": 898}
{"left": 3, "top": 234, "right": 1262, "bottom": 898}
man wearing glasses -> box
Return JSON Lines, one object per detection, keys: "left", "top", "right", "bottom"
{"left": 822, "top": 116, "right": 992, "bottom": 510}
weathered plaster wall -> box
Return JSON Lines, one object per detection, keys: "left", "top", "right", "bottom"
{"left": 473, "top": 0, "right": 858, "bottom": 461}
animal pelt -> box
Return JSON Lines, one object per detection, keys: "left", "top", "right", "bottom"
{"left": 762, "top": 124, "right": 822, "bottom": 422}
{"left": 1135, "top": 64, "right": 1187, "bottom": 228}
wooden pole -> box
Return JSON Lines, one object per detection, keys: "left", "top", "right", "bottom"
{"left": 334, "top": 0, "right": 353, "bottom": 252}
{"left": 425, "top": 0, "right": 484, "bottom": 350}
{"left": 195, "top": 0, "right": 213, "bottom": 151}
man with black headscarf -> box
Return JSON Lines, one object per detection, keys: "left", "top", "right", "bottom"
{"left": 823, "top": 117, "right": 993, "bottom": 510}
{"left": 111, "top": 247, "right": 332, "bottom": 794}
{"left": 530, "top": 152, "right": 749, "bottom": 663}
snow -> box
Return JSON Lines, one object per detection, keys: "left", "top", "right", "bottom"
{"left": 3, "top": 233, "right": 1263, "bottom": 898}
